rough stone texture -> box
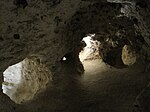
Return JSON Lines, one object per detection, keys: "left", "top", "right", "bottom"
{"left": 0, "top": 0, "right": 83, "bottom": 72}
{"left": 0, "top": 0, "right": 150, "bottom": 112}
{"left": 10, "top": 57, "right": 50, "bottom": 104}
{"left": 122, "top": 45, "right": 137, "bottom": 66}
{"left": 0, "top": 0, "right": 84, "bottom": 110}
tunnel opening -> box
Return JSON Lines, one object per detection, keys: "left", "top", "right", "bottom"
{"left": 2, "top": 57, "right": 50, "bottom": 104}
{"left": 79, "top": 33, "right": 139, "bottom": 69}
{"left": 79, "top": 34, "right": 100, "bottom": 62}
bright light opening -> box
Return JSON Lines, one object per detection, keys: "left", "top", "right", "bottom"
{"left": 62, "top": 57, "right": 67, "bottom": 61}
{"left": 79, "top": 34, "right": 100, "bottom": 62}
{"left": 2, "top": 58, "right": 50, "bottom": 104}
{"left": 2, "top": 62, "right": 22, "bottom": 99}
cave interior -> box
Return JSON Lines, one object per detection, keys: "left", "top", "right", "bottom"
{"left": 1, "top": 0, "right": 150, "bottom": 112}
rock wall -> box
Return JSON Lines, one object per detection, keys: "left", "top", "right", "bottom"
{"left": 122, "top": 45, "right": 137, "bottom": 66}
{"left": 8, "top": 57, "right": 50, "bottom": 104}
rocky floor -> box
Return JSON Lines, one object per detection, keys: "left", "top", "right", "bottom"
{"left": 15, "top": 59, "right": 148, "bottom": 112}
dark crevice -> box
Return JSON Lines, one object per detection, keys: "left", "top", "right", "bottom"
{"left": 60, "top": 52, "right": 84, "bottom": 74}
{"left": 13, "top": 0, "right": 28, "bottom": 9}
{"left": 103, "top": 47, "right": 127, "bottom": 68}
{"left": 13, "top": 34, "right": 20, "bottom": 39}
{"left": 0, "top": 37, "right": 4, "bottom": 41}
{"left": 136, "top": 0, "right": 148, "bottom": 8}
{"left": 41, "top": 0, "right": 62, "bottom": 7}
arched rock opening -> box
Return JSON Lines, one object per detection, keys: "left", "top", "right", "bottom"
{"left": 2, "top": 57, "right": 50, "bottom": 104}
{"left": 65, "top": 2, "right": 144, "bottom": 69}
{"left": 78, "top": 33, "right": 139, "bottom": 68}
{"left": 79, "top": 34, "right": 100, "bottom": 62}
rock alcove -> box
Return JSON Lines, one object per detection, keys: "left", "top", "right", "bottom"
{"left": 2, "top": 57, "right": 50, "bottom": 104}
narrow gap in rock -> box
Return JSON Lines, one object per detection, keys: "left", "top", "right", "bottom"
{"left": 13, "top": 34, "right": 20, "bottom": 40}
